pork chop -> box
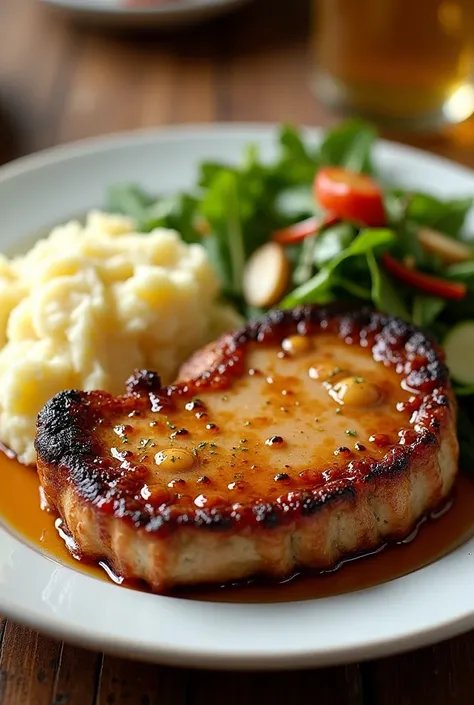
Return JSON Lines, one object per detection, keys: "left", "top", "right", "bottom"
{"left": 35, "top": 305, "right": 458, "bottom": 592}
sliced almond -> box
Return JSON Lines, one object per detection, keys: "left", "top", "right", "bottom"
{"left": 243, "top": 242, "right": 290, "bottom": 308}
{"left": 417, "top": 226, "right": 472, "bottom": 265}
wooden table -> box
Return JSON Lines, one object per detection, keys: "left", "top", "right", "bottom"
{"left": 2, "top": 0, "right": 474, "bottom": 702}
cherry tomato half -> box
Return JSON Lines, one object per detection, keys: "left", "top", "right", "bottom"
{"left": 314, "top": 167, "right": 386, "bottom": 227}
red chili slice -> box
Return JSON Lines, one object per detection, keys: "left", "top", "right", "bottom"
{"left": 272, "top": 214, "right": 339, "bottom": 245}
{"left": 381, "top": 253, "right": 467, "bottom": 301}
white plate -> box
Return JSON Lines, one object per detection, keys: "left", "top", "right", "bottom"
{"left": 41, "top": 0, "right": 252, "bottom": 28}
{"left": 1, "top": 125, "right": 474, "bottom": 670}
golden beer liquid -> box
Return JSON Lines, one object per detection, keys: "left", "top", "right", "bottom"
{"left": 313, "top": 0, "right": 474, "bottom": 128}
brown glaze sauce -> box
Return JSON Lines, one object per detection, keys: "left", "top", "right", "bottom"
{"left": 35, "top": 307, "right": 455, "bottom": 537}
{"left": 1, "top": 450, "right": 474, "bottom": 603}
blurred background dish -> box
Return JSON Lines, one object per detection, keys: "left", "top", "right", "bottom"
{"left": 40, "top": 0, "right": 253, "bottom": 28}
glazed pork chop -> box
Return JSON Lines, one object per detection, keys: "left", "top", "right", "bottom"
{"left": 35, "top": 305, "right": 458, "bottom": 592}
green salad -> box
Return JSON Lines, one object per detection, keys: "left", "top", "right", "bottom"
{"left": 105, "top": 119, "right": 474, "bottom": 467}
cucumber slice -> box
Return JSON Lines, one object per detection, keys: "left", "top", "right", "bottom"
{"left": 443, "top": 321, "right": 474, "bottom": 385}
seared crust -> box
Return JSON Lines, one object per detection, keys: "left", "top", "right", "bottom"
{"left": 35, "top": 304, "right": 459, "bottom": 591}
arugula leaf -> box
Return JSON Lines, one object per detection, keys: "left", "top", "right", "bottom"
{"left": 105, "top": 184, "right": 202, "bottom": 242}
{"left": 293, "top": 235, "right": 316, "bottom": 286}
{"left": 318, "top": 119, "right": 376, "bottom": 174}
{"left": 313, "top": 223, "right": 356, "bottom": 268}
{"left": 275, "top": 185, "right": 317, "bottom": 221}
{"left": 200, "top": 170, "right": 246, "bottom": 296}
{"left": 275, "top": 124, "right": 319, "bottom": 185}
{"left": 202, "top": 231, "right": 233, "bottom": 294}
{"left": 340, "top": 227, "right": 396, "bottom": 256}
{"left": 226, "top": 181, "right": 246, "bottom": 295}
{"left": 406, "top": 193, "right": 473, "bottom": 238}
{"left": 106, "top": 183, "right": 153, "bottom": 228}
{"left": 198, "top": 162, "right": 231, "bottom": 188}
{"left": 384, "top": 192, "right": 439, "bottom": 270}
{"left": 145, "top": 193, "right": 200, "bottom": 243}
{"left": 281, "top": 228, "right": 395, "bottom": 307}
{"left": 367, "top": 250, "right": 410, "bottom": 319}
{"left": 412, "top": 296, "right": 446, "bottom": 328}
{"left": 284, "top": 242, "right": 305, "bottom": 268}
{"left": 393, "top": 220, "right": 430, "bottom": 268}
{"left": 281, "top": 267, "right": 335, "bottom": 307}
{"left": 446, "top": 260, "right": 474, "bottom": 287}
{"left": 332, "top": 276, "right": 372, "bottom": 300}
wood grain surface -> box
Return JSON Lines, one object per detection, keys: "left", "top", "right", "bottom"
{"left": 2, "top": 0, "right": 474, "bottom": 703}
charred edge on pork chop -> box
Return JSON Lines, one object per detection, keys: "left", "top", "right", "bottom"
{"left": 35, "top": 304, "right": 455, "bottom": 536}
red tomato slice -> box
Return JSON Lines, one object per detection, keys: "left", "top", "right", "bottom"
{"left": 314, "top": 167, "right": 386, "bottom": 227}
{"left": 272, "top": 214, "right": 339, "bottom": 245}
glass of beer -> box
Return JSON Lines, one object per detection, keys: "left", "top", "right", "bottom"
{"left": 312, "top": 0, "right": 474, "bottom": 130}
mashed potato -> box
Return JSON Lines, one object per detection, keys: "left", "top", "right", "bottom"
{"left": 0, "top": 211, "right": 242, "bottom": 465}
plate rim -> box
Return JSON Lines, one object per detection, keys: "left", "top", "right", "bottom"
{"left": 0, "top": 124, "right": 284, "bottom": 183}
{"left": 3, "top": 121, "right": 474, "bottom": 188}
{"left": 2, "top": 592, "right": 474, "bottom": 670}
{"left": 1, "top": 123, "right": 474, "bottom": 669}
{"left": 42, "top": 0, "right": 250, "bottom": 18}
